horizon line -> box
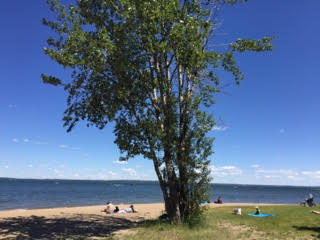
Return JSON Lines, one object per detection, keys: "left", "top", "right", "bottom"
{"left": 1, "top": 177, "right": 319, "bottom": 188}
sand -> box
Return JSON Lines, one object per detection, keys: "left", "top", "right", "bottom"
{"left": 0, "top": 203, "right": 283, "bottom": 239}
{"left": 0, "top": 203, "right": 164, "bottom": 220}
{"left": 0, "top": 202, "right": 283, "bottom": 219}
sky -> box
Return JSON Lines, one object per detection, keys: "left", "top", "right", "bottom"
{"left": 0, "top": 0, "right": 319, "bottom": 186}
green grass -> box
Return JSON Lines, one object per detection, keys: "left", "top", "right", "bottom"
{"left": 110, "top": 205, "right": 320, "bottom": 240}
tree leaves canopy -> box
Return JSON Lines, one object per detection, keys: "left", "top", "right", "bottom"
{"left": 42, "top": 0, "right": 273, "bottom": 222}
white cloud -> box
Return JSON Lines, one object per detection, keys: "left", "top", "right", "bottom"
{"left": 220, "top": 166, "right": 238, "bottom": 170}
{"left": 122, "top": 168, "right": 137, "bottom": 176}
{"left": 301, "top": 171, "right": 320, "bottom": 179}
{"left": 287, "top": 175, "right": 303, "bottom": 181}
{"left": 280, "top": 128, "right": 285, "bottom": 134}
{"left": 108, "top": 171, "right": 117, "bottom": 176}
{"left": 59, "top": 144, "right": 80, "bottom": 150}
{"left": 210, "top": 165, "right": 242, "bottom": 176}
{"left": 253, "top": 168, "right": 304, "bottom": 184}
{"left": 11, "top": 137, "right": 48, "bottom": 145}
{"left": 212, "top": 126, "right": 229, "bottom": 131}
{"left": 255, "top": 169, "right": 298, "bottom": 176}
{"left": 113, "top": 160, "right": 128, "bottom": 165}
{"left": 28, "top": 164, "right": 33, "bottom": 168}
{"left": 251, "top": 164, "right": 260, "bottom": 168}
{"left": 52, "top": 169, "right": 64, "bottom": 176}
{"left": 4, "top": 166, "right": 9, "bottom": 169}
{"left": 264, "top": 175, "right": 280, "bottom": 179}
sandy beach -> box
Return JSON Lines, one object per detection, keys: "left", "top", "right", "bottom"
{"left": 0, "top": 202, "right": 284, "bottom": 219}
{"left": 0, "top": 203, "right": 165, "bottom": 220}
{"left": 0, "top": 203, "right": 285, "bottom": 239}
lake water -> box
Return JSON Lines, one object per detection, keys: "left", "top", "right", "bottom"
{"left": 0, "top": 178, "right": 319, "bottom": 210}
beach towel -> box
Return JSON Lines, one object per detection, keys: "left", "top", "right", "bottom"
{"left": 200, "top": 201, "right": 208, "bottom": 205}
{"left": 248, "top": 213, "right": 276, "bottom": 218}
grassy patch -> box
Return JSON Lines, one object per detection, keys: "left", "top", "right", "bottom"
{"left": 209, "top": 205, "right": 320, "bottom": 239}
{"left": 110, "top": 205, "right": 320, "bottom": 240}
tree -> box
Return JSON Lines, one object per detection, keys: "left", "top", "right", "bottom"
{"left": 42, "top": 0, "right": 273, "bottom": 223}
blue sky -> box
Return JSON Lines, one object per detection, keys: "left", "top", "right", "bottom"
{"left": 0, "top": 0, "right": 319, "bottom": 186}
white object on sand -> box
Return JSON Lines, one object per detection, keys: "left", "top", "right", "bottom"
{"left": 233, "top": 208, "right": 242, "bottom": 215}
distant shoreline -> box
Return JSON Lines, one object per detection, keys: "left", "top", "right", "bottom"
{"left": 1, "top": 177, "right": 319, "bottom": 187}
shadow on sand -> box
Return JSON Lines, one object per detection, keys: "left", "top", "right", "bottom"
{"left": 293, "top": 226, "right": 320, "bottom": 239}
{"left": 0, "top": 214, "right": 139, "bottom": 239}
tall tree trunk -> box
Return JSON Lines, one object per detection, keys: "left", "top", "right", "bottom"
{"left": 163, "top": 143, "right": 180, "bottom": 222}
{"left": 148, "top": 134, "right": 180, "bottom": 223}
{"left": 152, "top": 157, "right": 180, "bottom": 223}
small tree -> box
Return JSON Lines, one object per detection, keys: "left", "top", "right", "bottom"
{"left": 42, "top": 0, "right": 273, "bottom": 223}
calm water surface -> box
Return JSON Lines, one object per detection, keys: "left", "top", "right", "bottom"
{"left": 0, "top": 178, "right": 319, "bottom": 210}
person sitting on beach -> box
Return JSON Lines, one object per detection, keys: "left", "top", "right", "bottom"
{"left": 101, "top": 201, "right": 115, "bottom": 214}
{"left": 255, "top": 206, "right": 260, "bottom": 215}
{"left": 301, "top": 193, "right": 316, "bottom": 207}
{"left": 113, "top": 206, "right": 119, "bottom": 213}
{"left": 117, "top": 205, "right": 136, "bottom": 213}
{"left": 214, "top": 196, "right": 223, "bottom": 204}
{"left": 306, "top": 193, "right": 315, "bottom": 206}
